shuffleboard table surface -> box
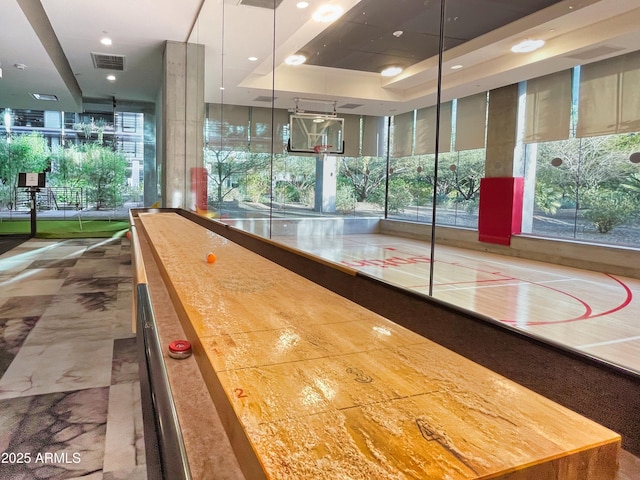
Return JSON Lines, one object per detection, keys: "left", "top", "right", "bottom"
{"left": 137, "top": 212, "right": 620, "bottom": 480}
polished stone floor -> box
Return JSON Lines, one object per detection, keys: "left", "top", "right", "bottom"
{"left": 1, "top": 235, "right": 639, "bottom": 479}
{"left": 0, "top": 237, "right": 145, "bottom": 480}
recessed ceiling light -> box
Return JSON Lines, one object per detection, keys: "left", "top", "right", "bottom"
{"left": 312, "top": 5, "right": 343, "bottom": 22}
{"left": 381, "top": 66, "right": 403, "bottom": 77}
{"left": 14, "top": 63, "right": 27, "bottom": 70}
{"left": 392, "top": 30, "right": 403, "bottom": 38}
{"left": 100, "top": 37, "right": 112, "bottom": 46}
{"left": 285, "top": 54, "right": 307, "bottom": 66}
{"left": 248, "top": 56, "right": 258, "bottom": 62}
{"left": 107, "top": 74, "right": 116, "bottom": 81}
{"left": 511, "top": 39, "right": 545, "bottom": 53}
{"left": 451, "top": 64, "right": 463, "bottom": 70}
{"left": 296, "top": 1, "right": 309, "bottom": 8}
{"left": 31, "top": 93, "right": 58, "bottom": 101}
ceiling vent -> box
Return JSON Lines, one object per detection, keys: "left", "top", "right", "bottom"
{"left": 91, "top": 53, "right": 126, "bottom": 71}
{"left": 565, "top": 45, "right": 624, "bottom": 61}
{"left": 253, "top": 95, "right": 277, "bottom": 102}
{"left": 339, "top": 103, "right": 363, "bottom": 110}
{"left": 239, "top": 0, "right": 284, "bottom": 9}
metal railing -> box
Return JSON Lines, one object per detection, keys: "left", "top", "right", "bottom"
{"left": 136, "top": 283, "right": 192, "bottom": 480}
{"left": 11, "top": 186, "right": 87, "bottom": 211}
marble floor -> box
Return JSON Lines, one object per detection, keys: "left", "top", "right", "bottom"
{"left": 1, "top": 234, "right": 639, "bottom": 479}
{"left": 0, "top": 237, "right": 146, "bottom": 480}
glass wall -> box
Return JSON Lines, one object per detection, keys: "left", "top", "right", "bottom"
{"left": 192, "top": 0, "right": 640, "bottom": 264}
{"left": 0, "top": 107, "right": 146, "bottom": 217}
{"left": 523, "top": 58, "right": 640, "bottom": 247}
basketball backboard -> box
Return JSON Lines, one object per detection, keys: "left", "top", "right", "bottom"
{"left": 287, "top": 114, "right": 344, "bottom": 155}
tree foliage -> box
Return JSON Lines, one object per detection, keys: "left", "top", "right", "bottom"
{"left": 273, "top": 155, "right": 315, "bottom": 205}
{"left": 75, "top": 144, "right": 128, "bottom": 209}
{"left": 341, "top": 156, "right": 387, "bottom": 202}
{"left": 0, "top": 133, "right": 50, "bottom": 188}
{"left": 535, "top": 134, "right": 640, "bottom": 235}
{"left": 204, "top": 147, "right": 271, "bottom": 204}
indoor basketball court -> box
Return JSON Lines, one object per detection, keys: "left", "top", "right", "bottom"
{"left": 275, "top": 233, "right": 640, "bottom": 373}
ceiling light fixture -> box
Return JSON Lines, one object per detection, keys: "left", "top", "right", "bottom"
{"left": 285, "top": 54, "right": 307, "bottom": 66}
{"left": 511, "top": 39, "right": 545, "bottom": 53}
{"left": 100, "top": 37, "right": 112, "bottom": 46}
{"left": 107, "top": 74, "right": 116, "bottom": 81}
{"left": 296, "top": 1, "right": 309, "bottom": 8}
{"left": 451, "top": 64, "right": 463, "bottom": 70}
{"left": 312, "top": 5, "right": 343, "bottom": 22}
{"left": 392, "top": 30, "right": 403, "bottom": 38}
{"left": 248, "top": 56, "right": 258, "bottom": 62}
{"left": 31, "top": 93, "right": 58, "bottom": 101}
{"left": 381, "top": 66, "right": 403, "bottom": 77}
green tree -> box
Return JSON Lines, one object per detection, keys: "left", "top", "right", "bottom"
{"left": 204, "top": 148, "right": 271, "bottom": 204}
{"left": 77, "top": 144, "right": 128, "bottom": 209}
{"left": 537, "top": 136, "right": 630, "bottom": 208}
{"left": 442, "top": 150, "right": 485, "bottom": 202}
{"left": 0, "top": 133, "right": 50, "bottom": 209}
{"left": 341, "top": 156, "right": 387, "bottom": 202}
{"left": 621, "top": 173, "right": 640, "bottom": 199}
{"left": 242, "top": 172, "right": 270, "bottom": 202}
{"left": 335, "top": 184, "right": 357, "bottom": 214}
{"left": 582, "top": 188, "right": 635, "bottom": 233}
{"left": 381, "top": 177, "right": 413, "bottom": 213}
{"left": 0, "top": 133, "right": 50, "bottom": 188}
{"left": 49, "top": 143, "right": 84, "bottom": 188}
{"left": 273, "top": 155, "right": 315, "bottom": 205}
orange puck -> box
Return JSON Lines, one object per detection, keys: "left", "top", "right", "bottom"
{"left": 168, "top": 340, "right": 192, "bottom": 359}
{"left": 206, "top": 252, "right": 217, "bottom": 263}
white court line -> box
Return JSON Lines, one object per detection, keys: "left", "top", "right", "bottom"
{"left": 340, "top": 238, "right": 574, "bottom": 281}
{"left": 578, "top": 335, "right": 640, "bottom": 349}
{"left": 313, "top": 246, "right": 581, "bottom": 292}
{"left": 433, "top": 278, "right": 574, "bottom": 293}
{"left": 344, "top": 238, "right": 626, "bottom": 289}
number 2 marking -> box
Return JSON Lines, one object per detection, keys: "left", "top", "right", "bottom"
{"left": 234, "top": 388, "right": 247, "bottom": 398}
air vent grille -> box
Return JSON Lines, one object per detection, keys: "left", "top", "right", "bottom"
{"left": 339, "top": 103, "right": 363, "bottom": 110}
{"left": 240, "top": 0, "right": 284, "bottom": 9}
{"left": 91, "top": 53, "right": 125, "bottom": 71}
{"left": 565, "top": 45, "right": 624, "bottom": 61}
{"left": 253, "top": 96, "right": 277, "bottom": 102}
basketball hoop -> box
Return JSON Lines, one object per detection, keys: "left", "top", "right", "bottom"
{"left": 313, "top": 144, "right": 333, "bottom": 154}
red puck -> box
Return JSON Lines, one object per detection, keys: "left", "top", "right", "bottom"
{"left": 168, "top": 340, "right": 192, "bottom": 359}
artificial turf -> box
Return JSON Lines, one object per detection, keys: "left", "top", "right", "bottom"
{"left": 0, "top": 219, "right": 130, "bottom": 238}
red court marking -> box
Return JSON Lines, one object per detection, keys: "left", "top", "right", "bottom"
{"left": 500, "top": 274, "right": 632, "bottom": 325}
{"left": 338, "top": 251, "right": 633, "bottom": 326}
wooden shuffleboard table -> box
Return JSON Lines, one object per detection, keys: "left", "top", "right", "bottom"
{"left": 135, "top": 211, "right": 620, "bottom": 480}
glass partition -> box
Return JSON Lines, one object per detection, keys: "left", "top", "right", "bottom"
{"left": 188, "top": 0, "right": 640, "bottom": 372}
{"left": 0, "top": 106, "right": 148, "bottom": 220}
{"left": 523, "top": 60, "right": 640, "bottom": 247}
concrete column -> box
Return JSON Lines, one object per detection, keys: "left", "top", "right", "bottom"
{"left": 143, "top": 111, "right": 157, "bottom": 207}
{"left": 314, "top": 156, "right": 337, "bottom": 213}
{"left": 485, "top": 84, "right": 519, "bottom": 178}
{"left": 478, "top": 83, "right": 527, "bottom": 244}
{"left": 160, "top": 41, "right": 205, "bottom": 209}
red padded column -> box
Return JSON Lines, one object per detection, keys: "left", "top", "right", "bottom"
{"left": 478, "top": 177, "right": 524, "bottom": 246}
{"left": 190, "top": 167, "right": 208, "bottom": 213}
